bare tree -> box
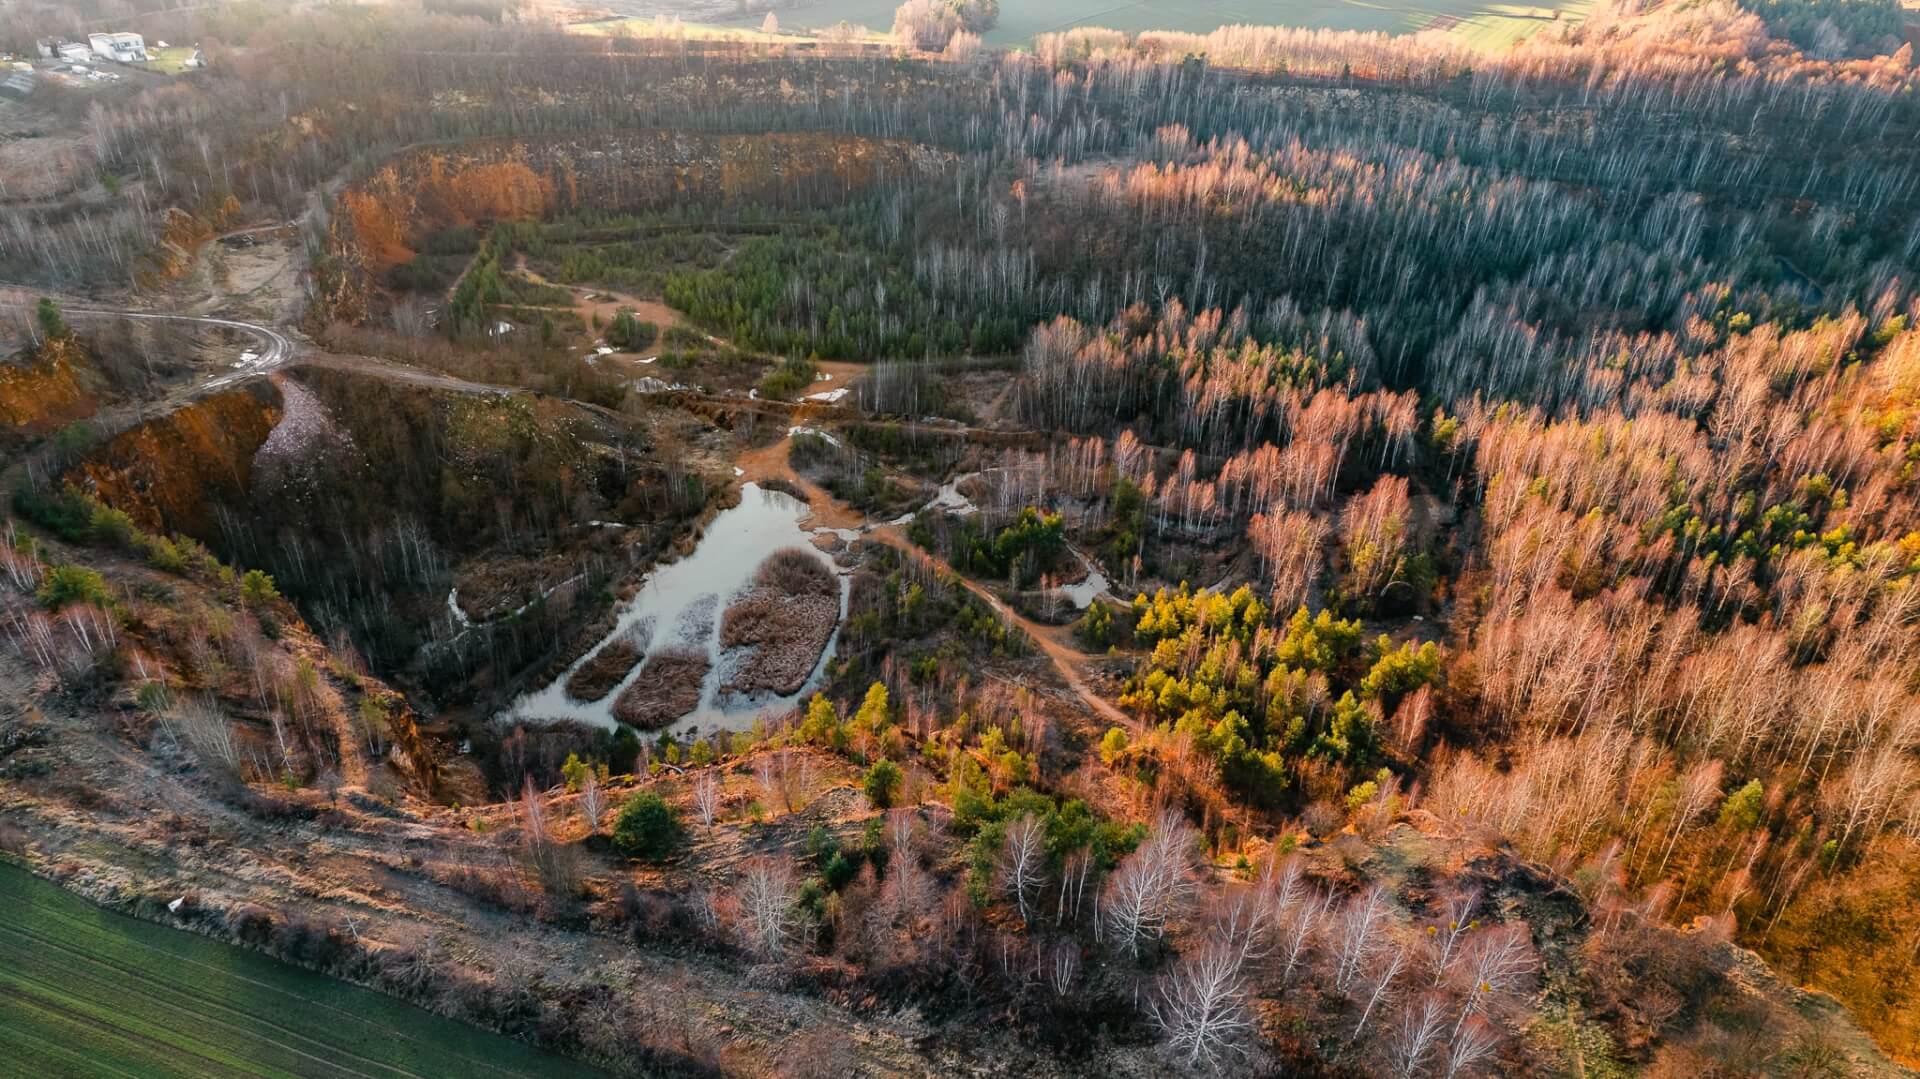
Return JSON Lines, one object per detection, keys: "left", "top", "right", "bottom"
{"left": 521, "top": 779, "right": 549, "bottom": 846}
{"left": 1443, "top": 1016, "right": 1502, "bottom": 1078}
{"left": 1056, "top": 847, "right": 1094, "bottom": 925}
{"left": 1353, "top": 940, "right": 1409, "bottom": 1039}
{"left": 692, "top": 771, "right": 721, "bottom": 830}
{"left": 1102, "top": 809, "right": 1196, "bottom": 957}
{"left": 1213, "top": 863, "right": 1282, "bottom": 969}
{"left": 887, "top": 806, "right": 917, "bottom": 853}
{"left": 1045, "top": 939, "right": 1079, "bottom": 997}
{"left": 756, "top": 753, "right": 780, "bottom": 812}
{"left": 1450, "top": 923, "right": 1536, "bottom": 1036}
{"left": 1333, "top": 884, "right": 1393, "bottom": 994}
{"left": 737, "top": 856, "right": 803, "bottom": 959}
{"left": 579, "top": 768, "right": 606, "bottom": 835}
{"left": 176, "top": 694, "right": 239, "bottom": 773}
{"left": 998, "top": 813, "right": 1047, "bottom": 926}
{"left": 1390, "top": 993, "right": 1450, "bottom": 1078}
{"left": 1282, "top": 884, "right": 1336, "bottom": 985}
{"left": 1427, "top": 888, "right": 1481, "bottom": 986}
{"left": 1151, "top": 939, "right": 1254, "bottom": 1070}
{"left": 1656, "top": 758, "right": 1724, "bottom": 876}
{"left": 872, "top": 843, "right": 932, "bottom": 931}
{"left": 521, "top": 778, "right": 579, "bottom": 898}
{"left": 758, "top": 749, "right": 810, "bottom": 815}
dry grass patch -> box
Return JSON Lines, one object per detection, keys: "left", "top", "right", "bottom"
{"left": 613, "top": 647, "right": 710, "bottom": 729}
{"left": 720, "top": 548, "right": 839, "bottom": 697}
{"left": 565, "top": 639, "right": 644, "bottom": 702}
{"left": 564, "top": 619, "right": 653, "bottom": 702}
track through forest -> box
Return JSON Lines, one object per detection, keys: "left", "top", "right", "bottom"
{"left": 737, "top": 428, "right": 1136, "bottom": 732}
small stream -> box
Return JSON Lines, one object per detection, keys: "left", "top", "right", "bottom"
{"left": 505, "top": 484, "right": 849, "bottom": 738}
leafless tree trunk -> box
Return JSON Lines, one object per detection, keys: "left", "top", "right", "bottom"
{"left": 1102, "top": 810, "right": 1196, "bottom": 957}
{"left": 1151, "top": 940, "right": 1253, "bottom": 1070}
{"left": 1391, "top": 993, "right": 1450, "bottom": 1078}
{"left": 1443, "top": 1017, "right": 1502, "bottom": 1078}
{"left": 580, "top": 768, "right": 606, "bottom": 835}
{"left": 692, "top": 771, "right": 721, "bottom": 830}
{"left": 737, "top": 856, "right": 802, "bottom": 959}
{"left": 1450, "top": 924, "right": 1536, "bottom": 1038}
{"left": 998, "top": 813, "right": 1047, "bottom": 926}
{"left": 1333, "top": 884, "right": 1393, "bottom": 995}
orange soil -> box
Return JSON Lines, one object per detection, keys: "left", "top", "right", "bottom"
{"left": 0, "top": 346, "right": 97, "bottom": 434}
{"left": 74, "top": 388, "right": 280, "bottom": 535}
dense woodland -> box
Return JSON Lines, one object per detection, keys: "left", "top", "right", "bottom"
{"left": 3, "top": 0, "right": 1920, "bottom": 1073}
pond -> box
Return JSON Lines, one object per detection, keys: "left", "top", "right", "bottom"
{"left": 505, "top": 483, "right": 848, "bottom": 738}
{"left": 1060, "top": 549, "right": 1111, "bottom": 610}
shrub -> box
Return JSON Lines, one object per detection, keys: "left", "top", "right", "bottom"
{"left": 1075, "top": 600, "right": 1115, "bottom": 648}
{"left": 88, "top": 505, "right": 136, "bottom": 547}
{"left": 38, "top": 564, "right": 110, "bottom": 610}
{"left": 1359, "top": 636, "right": 1442, "bottom": 705}
{"left": 138, "top": 534, "right": 188, "bottom": 573}
{"left": 12, "top": 485, "right": 97, "bottom": 543}
{"left": 135, "top": 681, "right": 173, "bottom": 715}
{"left": 606, "top": 309, "right": 658, "bottom": 351}
{"left": 611, "top": 791, "right": 685, "bottom": 861}
{"left": 609, "top": 726, "right": 642, "bottom": 774}
{"left": 864, "top": 758, "right": 903, "bottom": 808}
{"left": 36, "top": 297, "right": 66, "bottom": 340}
{"left": 239, "top": 569, "right": 281, "bottom": 608}
{"left": 757, "top": 355, "right": 819, "bottom": 400}
{"left": 561, "top": 752, "right": 591, "bottom": 793}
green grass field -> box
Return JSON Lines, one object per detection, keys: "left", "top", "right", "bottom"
{"left": 136, "top": 46, "right": 200, "bottom": 75}
{"left": 666, "top": 0, "right": 1594, "bottom": 51}
{"left": 0, "top": 863, "right": 587, "bottom": 1079}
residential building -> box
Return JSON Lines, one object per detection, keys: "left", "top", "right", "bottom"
{"left": 88, "top": 32, "right": 148, "bottom": 63}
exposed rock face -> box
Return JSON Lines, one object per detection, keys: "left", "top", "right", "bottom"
{"left": 72, "top": 384, "right": 280, "bottom": 537}
{"left": 0, "top": 341, "right": 98, "bottom": 437}
{"left": 250, "top": 376, "right": 351, "bottom": 507}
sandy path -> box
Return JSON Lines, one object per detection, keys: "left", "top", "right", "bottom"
{"left": 868, "top": 518, "right": 1135, "bottom": 730}
{"left": 733, "top": 433, "right": 867, "bottom": 532}
{"left": 511, "top": 257, "right": 703, "bottom": 344}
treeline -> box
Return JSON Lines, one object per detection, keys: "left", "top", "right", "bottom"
{"left": 15, "top": 0, "right": 1920, "bottom": 299}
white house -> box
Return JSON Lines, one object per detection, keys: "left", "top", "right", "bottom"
{"left": 55, "top": 42, "right": 91, "bottom": 64}
{"left": 88, "top": 32, "right": 148, "bottom": 63}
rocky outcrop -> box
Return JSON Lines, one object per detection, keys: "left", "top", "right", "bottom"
{"left": 72, "top": 384, "right": 281, "bottom": 537}
{"left": 0, "top": 340, "right": 100, "bottom": 438}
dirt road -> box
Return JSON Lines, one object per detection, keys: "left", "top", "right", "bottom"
{"left": 738, "top": 431, "right": 1135, "bottom": 733}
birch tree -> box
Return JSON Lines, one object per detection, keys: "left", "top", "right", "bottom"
{"left": 1151, "top": 940, "right": 1254, "bottom": 1070}
{"left": 997, "top": 813, "right": 1047, "bottom": 926}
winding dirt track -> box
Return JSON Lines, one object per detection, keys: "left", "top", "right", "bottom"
{"left": 739, "top": 431, "right": 1136, "bottom": 732}
{"left": 54, "top": 307, "right": 299, "bottom": 388}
